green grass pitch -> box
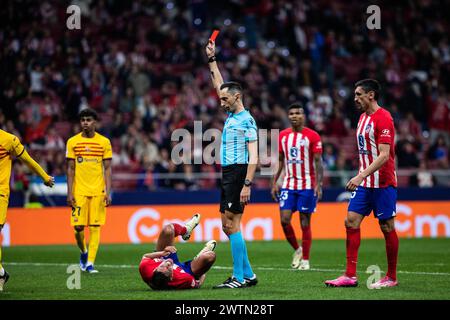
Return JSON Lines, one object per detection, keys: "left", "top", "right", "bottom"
{"left": 1, "top": 239, "right": 449, "bottom": 300}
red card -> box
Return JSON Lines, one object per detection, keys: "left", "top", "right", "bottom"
{"left": 210, "top": 30, "right": 220, "bottom": 42}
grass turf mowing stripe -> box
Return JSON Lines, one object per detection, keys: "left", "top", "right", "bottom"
{"left": 5, "top": 261, "right": 450, "bottom": 276}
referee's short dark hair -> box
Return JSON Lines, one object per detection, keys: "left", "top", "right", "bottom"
{"left": 79, "top": 108, "right": 99, "bottom": 121}
{"left": 355, "top": 79, "right": 381, "bottom": 100}
{"left": 288, "top": 102, "right": 304, "bottom": 112}
{"left": 220, "top": 82, "right": 243, "bottom": 94}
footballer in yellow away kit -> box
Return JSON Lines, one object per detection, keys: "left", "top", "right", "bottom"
{"left": 66, "top": 108, "right": 112, "bottom": 273}
{"left": 0, "top": 129, "right": 54, "bottom": 291}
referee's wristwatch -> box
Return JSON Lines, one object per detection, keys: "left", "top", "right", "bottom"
{"left": 244, "top": 179, "right": 253, "bottom": 187}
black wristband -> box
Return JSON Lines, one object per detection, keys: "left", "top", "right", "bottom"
{"left": 208, "top": 56, "right": 217, "bottom": 63}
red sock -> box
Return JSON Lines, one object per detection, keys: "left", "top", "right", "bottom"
{"left": 282, "top": 224, "right": 299, "bottom": 250}
{"left": 345, "top": 227, "right": 361, "bottom": 278}
{"left": 172, "top": 223, "right": 187, "bottom": 237}
{"left": 301, "top": 225, "right": 312, "bottom": 260}
{"left": 383, "top": 229, "right": 399, "bottom": 281}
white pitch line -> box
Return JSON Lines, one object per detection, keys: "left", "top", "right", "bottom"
{"left": 5, "top": 262, "right": 450, "bottom": 276}
{"left": 5, "top": 262, "right": 135, "bottom": 269}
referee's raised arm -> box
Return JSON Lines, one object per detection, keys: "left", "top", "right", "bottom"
{"left": 205, "top": 40, "right": 224, "bottom": 97}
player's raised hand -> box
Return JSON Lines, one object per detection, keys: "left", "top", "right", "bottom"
{"left": 44, "top": 176, "right": 55, "bottom": 187}
{"left": 346, "top": 174, "right": 364, "bottom": 191}
{"left": 271, "top": 184, "right": 280, "bottom": 202}
{"left": 205, "top": 40, "right": 215, "bottom": 58}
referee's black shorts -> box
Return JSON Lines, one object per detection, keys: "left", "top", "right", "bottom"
{"left": 220, "top": 164, "right": 248, "bottom": 214}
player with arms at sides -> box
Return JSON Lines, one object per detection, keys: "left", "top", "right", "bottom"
{"left": 206, "top": 38, "right": 258, "bottom": 289}
{"left": 139, "top": 214, "right": 217, "bottom": 290}
{"left": 271, "top": 103, "right": 324, "bottom": 270}
{"left": 66, "top": 108, "right": 112, "bottom": 273}
{"left": 0, "top": 129, "right": 54, "bottom": 291}
{"left": 325, "top": 79, "right": 399, "bottom": 289}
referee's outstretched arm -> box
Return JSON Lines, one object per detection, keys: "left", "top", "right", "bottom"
{"left": 205, "top": 40, "right": 224, "bottom": 97}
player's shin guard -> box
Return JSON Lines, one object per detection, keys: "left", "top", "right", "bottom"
{"left": 282, "top": 223, "right": 299, "bottom": 250}
{"left": 229, "top": 232, "right": 245, "bottom": 283}
{"left": 345, "top": 227, "right": 361, "bottom": 278}
{"left": 74, "top": 228, "right": 87, "bottom": 253}
{"left": 383, "top": 229, "right": 399, "bottom": 280}
{"left": 87, "top": 226, "right": 101, "bottom": 264}
{"left": 301, "top": 225, "right": 312, "bottom": 260}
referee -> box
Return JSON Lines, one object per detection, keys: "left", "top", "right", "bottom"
{"left": 206, "top": 39, "right": 258, "bottom": 289}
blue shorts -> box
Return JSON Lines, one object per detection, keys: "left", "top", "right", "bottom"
{"left": 348, "top": 186, "right": 397, "bottom": 220}
{"left": 278, "top": 189, "right": 317, "bottom": 214}
{"left": 164, "top": 252, "right": 194, "bottom": 276}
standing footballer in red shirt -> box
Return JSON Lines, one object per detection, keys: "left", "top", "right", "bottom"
{"left": 139, "top": 214, "right": 217, "bottom": 290}
{"left": 325, "top": 79, "right": 399, "bottom": 289}
{"left": 271, "top": 103, "right": 324, "bottom": 270}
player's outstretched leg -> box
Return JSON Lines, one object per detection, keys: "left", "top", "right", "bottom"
{"left": 155, "top": 213, "right": 201, "bottom": 251}
{"left": 191, "top": 240, "right": 217, "bottom": 277}
{"left": 182, "top": 213, "right": 201, "bottom": 241}
{"left": 156, "top": 224, "right": 178, "bottom": 250}
{"left": 194, "top": 240, "right": 217, "bottom": 259}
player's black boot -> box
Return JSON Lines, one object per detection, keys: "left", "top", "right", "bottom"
{"left": 244, "top": 274, "right": 258, "bottom": 287}
{"left": 213, "top": 276, "right": 249, "bottom": 289}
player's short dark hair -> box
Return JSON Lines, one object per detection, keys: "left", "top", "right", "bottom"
{"left": 78, "top": 108, "right": 99, "bottom": 121}
{"left": 355, "top": 79, "right": 381, "bottom": 100}
{"left": 149, "top": 271, "right": 171, "bottom": 290}
{"left": 220, "top": 82, "right": 242, "bottom": 95}
{"left": 288, "top": 103, "right": 305, "bottom": 112}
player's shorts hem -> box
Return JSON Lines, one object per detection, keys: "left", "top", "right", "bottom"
{"left": 220, "top": 207, "right": 244, "bottom": 214}
{"left": 348, "top": 209, "right": 371, "bottom": 217}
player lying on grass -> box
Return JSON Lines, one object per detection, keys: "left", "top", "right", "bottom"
{"left": 139, "top": 214, "right": 217, "bottom": 290}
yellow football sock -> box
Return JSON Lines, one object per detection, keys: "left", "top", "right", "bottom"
{"left": 74, "top": 229, "right": 87, "bottom": 253}
{"left": 87, "top": 226, "right": 101, "bottom": 264}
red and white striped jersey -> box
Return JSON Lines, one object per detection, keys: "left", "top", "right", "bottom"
{"left": 356, "top": 107, "right": 397, "bottom": 188}
{"left": 279, "top": 127, "right": 322, "bottom": 190}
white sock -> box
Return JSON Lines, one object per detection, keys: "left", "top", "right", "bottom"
{"left": 0, "top": 268, "right": 4, "bottom": 276}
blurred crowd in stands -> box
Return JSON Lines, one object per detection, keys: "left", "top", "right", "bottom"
{"left": 1, "top": 0, "right": 449, "bottom": 192}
